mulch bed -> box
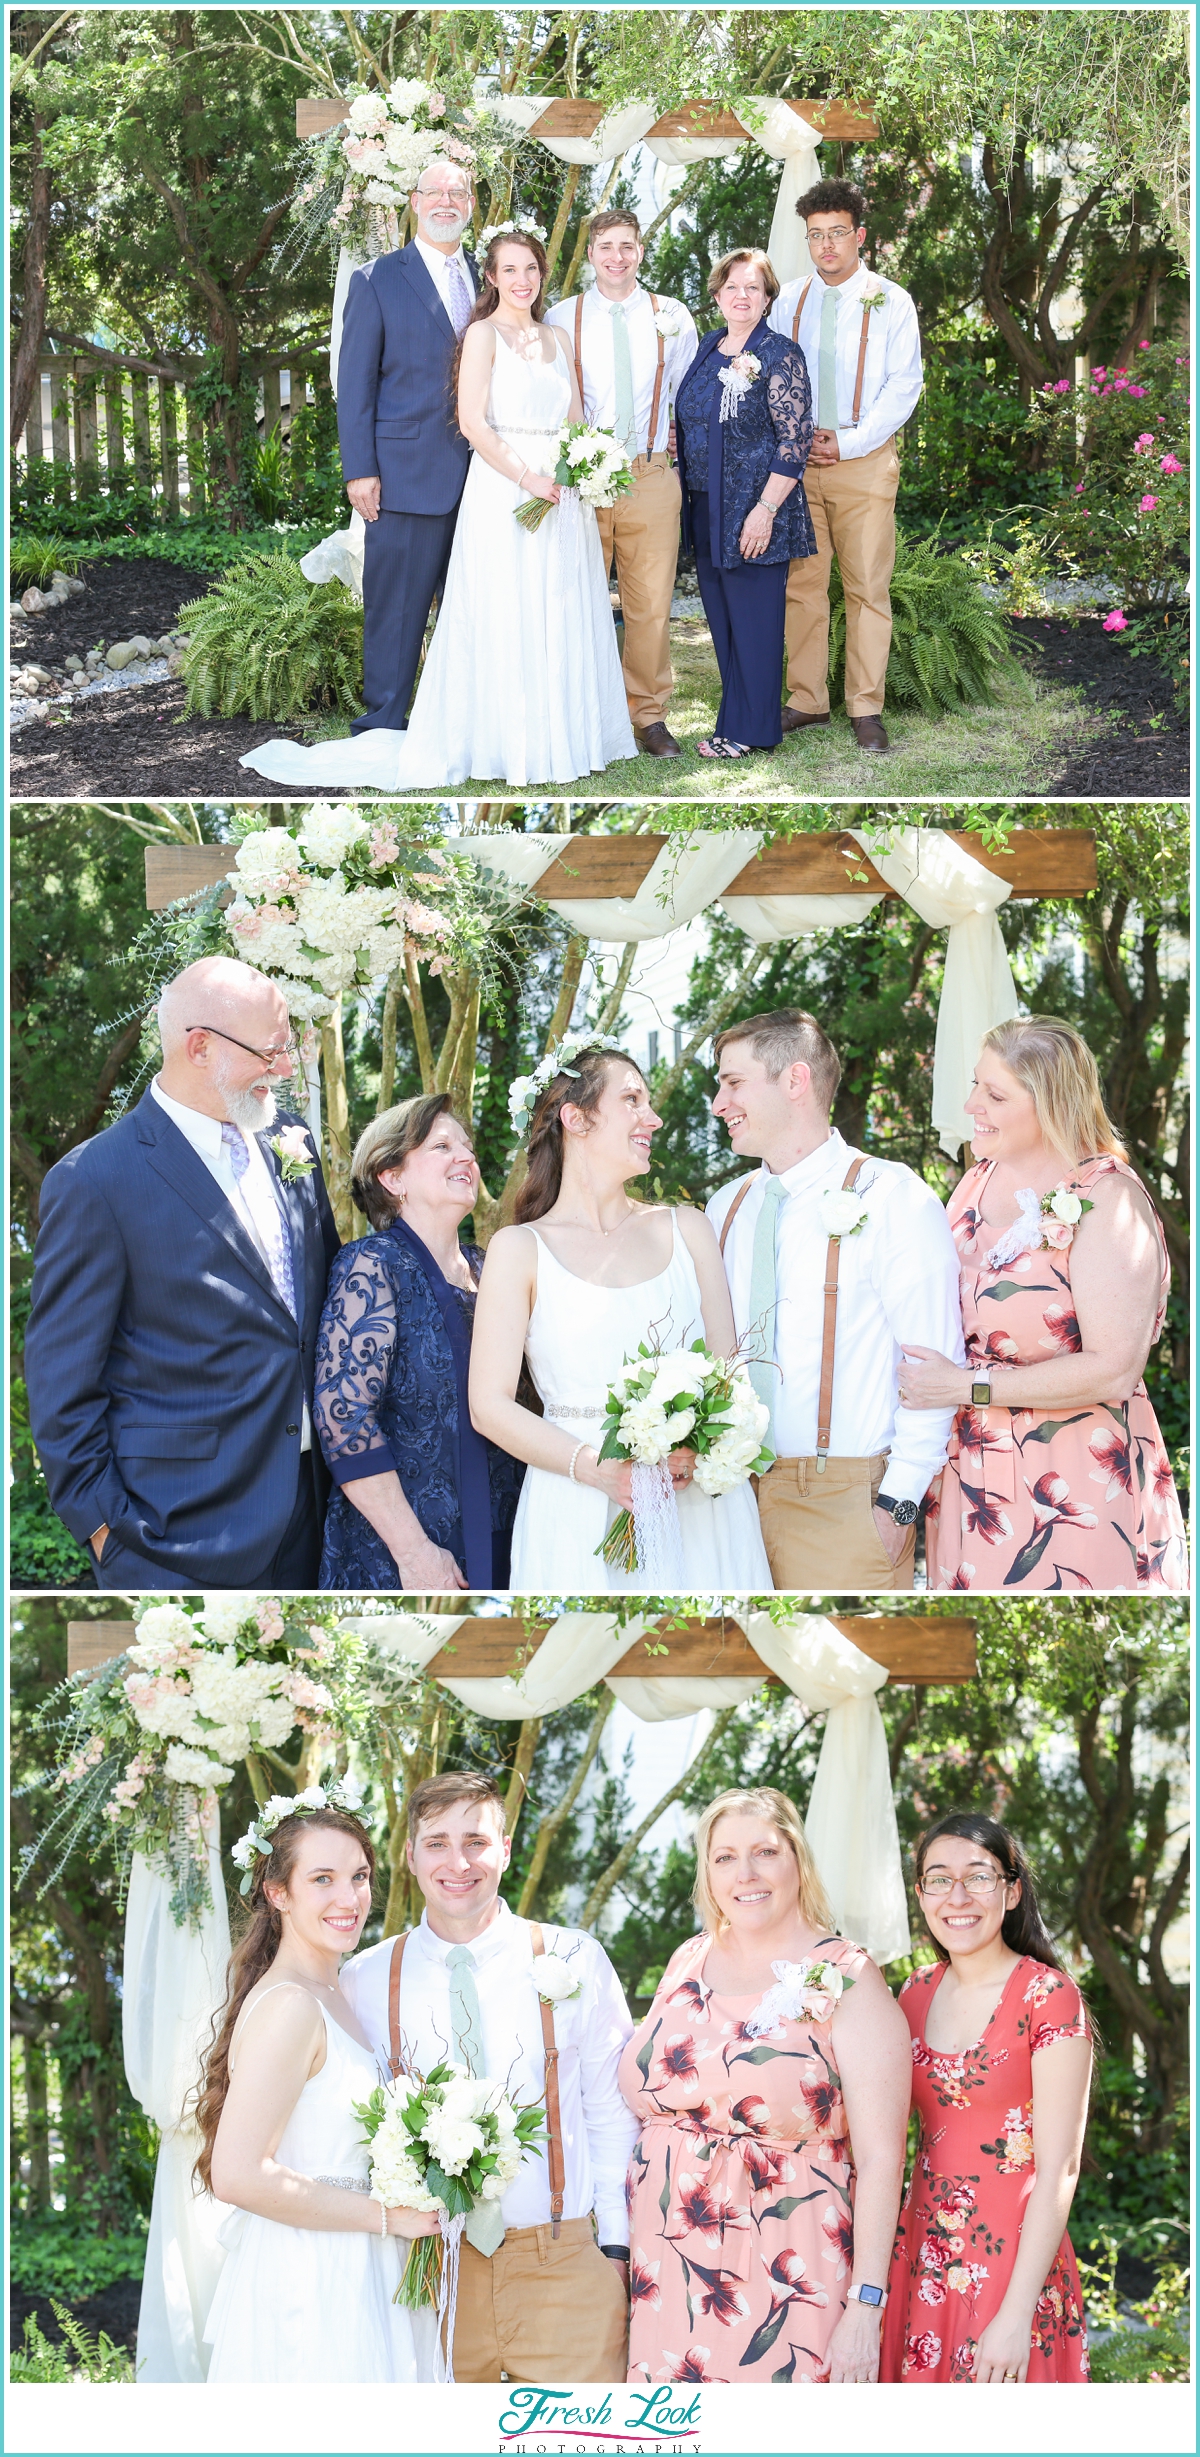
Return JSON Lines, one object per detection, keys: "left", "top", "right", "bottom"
{"left": 1012, "top": 613, "right": 1189, "bottom": 796}
{"left": 9, "top": 555, "right": 1189, "bottom": 802}
{"left": 11, "top": 2274, "right": 142, "bottom": 2359}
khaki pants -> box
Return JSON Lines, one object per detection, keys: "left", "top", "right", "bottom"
{"left": 594, "top": 452, "right": 682, "bottom": 727}
{"left": 785, "top": 438, "right": 901, "bottom": 717}
{"left": 447, "top": 2217, "right": 629, "bottom": 2384}
{"left": 756, "top": 1453, "right": 916, "bottom": 1590}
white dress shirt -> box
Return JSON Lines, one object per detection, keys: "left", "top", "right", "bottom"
{"left": 707, "top": 1129, "right": 964, "bottom": 1505}
{"left": 340, "top": 1899, "right": 638, "bottom": 2244}
{"left": 769, "top": 262, "right": 923, "bottom": 461}
{"left": 545, "top": 285, "right": 698, "bottom": 455}
{"left": 150, "top": 1078, "right": 310, "bottom": 1449}
{"left": 413, "top": 234, "right": 474, "bottom": 323}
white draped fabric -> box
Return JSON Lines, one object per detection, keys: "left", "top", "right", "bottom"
{"left": 452, "top": 826, "right": 1019, "bottom": 1156}
{"left": 126, "top": 1807, "right": 233, "bottom": 2384}
{"left": 343, "top": 1609, "right": 909, "bottom": 1961}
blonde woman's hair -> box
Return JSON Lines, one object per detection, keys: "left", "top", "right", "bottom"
{"left": 978, "top": 1016, "right": 1126, "bottom": 1166}
{"left": 692, "top": 1787, "right": 832, "bottom": 1935}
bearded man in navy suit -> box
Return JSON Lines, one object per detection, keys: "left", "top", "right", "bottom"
{"left": 338, "top": 159, "right": 479, "bottom": 735}
{"left": 25, "top": 957, "right": 341, "bottom": 1590}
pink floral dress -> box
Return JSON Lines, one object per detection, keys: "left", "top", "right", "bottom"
{"left": 881, "top": 1956, "right": 1091, "bottom": 2383}
{"left": 618, "top": 1929, "right": 868, "bottom": 2385}
{"left": 926, "top": 1155, "right": 1186, "bottom": 1591}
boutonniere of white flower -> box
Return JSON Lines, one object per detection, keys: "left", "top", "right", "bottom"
{"left": 718, "top": 351, "right": 762, "bottom": 422}
{"left": 270, "top": 1126, "right": 316, "bottom": 1183}
{"left": 532, "top": 1952, "right": 582, "bottom": 2004}
{"left": 819, "top": 1188, "right": 870, "bottom": 1242}
{"left": 654, "top": 306, "right": 684, "bottom": 337}
{"left": 1039, "top": 1184, "right": 1094, "bottom": 1250}
{"left": 861, "top": 286, "right": 887, "bottom": 311}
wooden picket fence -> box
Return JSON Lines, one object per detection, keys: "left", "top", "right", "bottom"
{"left": 17, "top": 353, "right": 330, "bottom": 514}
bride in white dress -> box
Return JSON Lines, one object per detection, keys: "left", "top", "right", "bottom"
{"left": 239, "top": 229, "right": 635, "bottom": 792}
{"left": 198, "top": 1801, "right": 436, "bottom": 2382}
{"left": 469, "top": 1044, "right": 774, "bottom": 1592}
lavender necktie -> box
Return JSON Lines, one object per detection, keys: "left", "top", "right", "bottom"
{"left": 446, "top": 255, "right": 474, "bottom": 336}
{"left": 221, "top": 1123, "right": 297, "bottom": 1318}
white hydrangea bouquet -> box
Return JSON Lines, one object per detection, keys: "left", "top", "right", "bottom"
{"left": 24, "top": 1598, "right": 337, "bottom": 1927}
{"left": 514, "top": 421, "right": 634, "bottom": 534}
{"left": 221, "top": 805, "right": 457, "bottom": 1027}
{"left": 287, "top": 77, "right": 511, "bottom": 265}
{"left": 355, "top": 2063, "right": 544, "bottom": 2314}
{"left": 595, "top": 1339, "right": 774, "bottom": 1574}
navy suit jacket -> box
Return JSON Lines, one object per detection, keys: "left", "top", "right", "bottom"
{"left": 337, "top": 244, "right": 478, "bottom": 514}
{"left": 25, "top": 1091, "right": 342, "bottom": 1586}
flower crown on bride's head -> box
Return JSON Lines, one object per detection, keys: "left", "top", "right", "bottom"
{"left": 478, "top": 217, "right": 548, "bottom": 252}
{"left": 231, "top": 1775, "right": 365, "bottom": 1896}
{"left": 507, "top": 1034, "right": 629, "bottom": 1143}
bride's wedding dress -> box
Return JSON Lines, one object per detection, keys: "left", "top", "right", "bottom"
{"left": 508, "top": 1214, "right": 774, "bottom": 1592}
{"left": 240, "top": 331, "right": 636, "bottom": 791}
{"left": 203, "top": 1992, "right": 425, "bottom": 2382}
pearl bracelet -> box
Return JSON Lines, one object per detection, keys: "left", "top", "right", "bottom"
{"left": 375, "top": 2198, "right": 387, "bottom": 2238}
{"left": 568, "top": 1441, "right": 587, "bottom": 1483}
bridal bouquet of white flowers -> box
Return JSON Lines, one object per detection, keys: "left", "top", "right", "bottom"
{"left": 595, "top": 1339, "right": 774, "bottom": 1573}
{"left": 514, "top": 421, "right": 634, "bottom": 533}
{"left": 355, "top": 2062, "right": 544, "bottom": 2313}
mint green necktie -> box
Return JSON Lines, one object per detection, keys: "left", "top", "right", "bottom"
{"left": 445, "top": 1945, "right": 505, "bottom": 2256}
{"left": 610, "top": 301, "right": 636, "bottom": 451}
{"left": 746, "top": 1176, "right": 787, "bottom": 1440}
{"left": 817, "top": 283, "right": 840, "bottom": 430}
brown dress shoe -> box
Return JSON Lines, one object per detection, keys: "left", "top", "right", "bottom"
{"left": 636, "top": 721, "right": 682, "bottom": 757}
{"left": 780, "top": 707, "right": 830, "bottom": 733}
{"left": 851, "top": 714, "right": 891, "bottom": 751}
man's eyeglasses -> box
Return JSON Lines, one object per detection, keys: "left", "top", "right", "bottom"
{"left": 917, "top": 1870, "right": 1008, "bottom": 1897}
{"left": 188, "top": 1022, "right": 300, "bottom": 1066}
{"left": 808, "top": 227, "right": 857, "bottom": 246}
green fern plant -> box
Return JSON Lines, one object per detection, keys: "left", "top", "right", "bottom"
{"left": 247, "top": 422, "right": 292, "bottom": 523}
{"left": 828, "top": 530, "right": 1028, "bottom": 716}
{"left": 11, "top": 532, "right": 82, "bottom": 590}
{"left": 10, "top": 2304, "right": 135, "bottom": 2383}
{"left": 178, "top": 554, "right": 363, "bottom": 722}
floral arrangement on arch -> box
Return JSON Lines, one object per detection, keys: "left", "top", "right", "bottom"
{"left": 288, "top": 76, "right": 516, "bottom": 266}
{"left": 22, "top": 1601, "right": 426, "bottom": 1931}
{"left": 221, "top": 806, "right": 474, "bottom": 1034}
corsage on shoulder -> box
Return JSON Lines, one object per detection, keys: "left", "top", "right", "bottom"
{"left": 744, "top": 1956, "right": 849, "bottom": 2038}
{"left": 985, "top": 1182, "right": 1094, "bottom": 1265}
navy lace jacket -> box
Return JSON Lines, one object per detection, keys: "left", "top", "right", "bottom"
{"left": 314, "top": 1229, "right": 523, "bottom": 1589}
{"left": 676, "top": 319, "right": 815, "bottom": 570}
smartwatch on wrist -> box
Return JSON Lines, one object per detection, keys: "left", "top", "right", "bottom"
{"left": 875, "top": 1493, "right": 919, "bottom": 1528}
{"left": 845, "top": 2282, "right": 888, "bottom": 2308}
{"left": 970, "top": 1374, "right": 993, "bottom": 1407}
{"left": 600, "top": 2245, "right": 629, "bottom": 2263}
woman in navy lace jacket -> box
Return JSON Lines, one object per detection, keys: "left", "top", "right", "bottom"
{"left": 674, "top": 246, "right": 815, "bottom": 758}
{"left": 314, "top": 1094, "right": 523, "bottom": 1589}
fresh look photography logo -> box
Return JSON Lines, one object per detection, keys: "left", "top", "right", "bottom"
{"left": 497, "top": 2383, "right": 702, "bottom": 2451}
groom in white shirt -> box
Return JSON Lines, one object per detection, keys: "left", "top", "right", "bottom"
{"left": 769, "top": 179, "right": 924, "bottom": 753}
{"left": 340, "top": 1770, "right": 636, "bottom": 2384}
{"left": 707, "top": 1008, "right": 964, "bottom": 1588}
{"left": 547, "top": 210, "right": 697, "bottom": 758}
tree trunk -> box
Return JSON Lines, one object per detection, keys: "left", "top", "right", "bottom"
{"left": 23, "top": 2036, "right": 52, "bottom": 2210}
{"left": 378, "top": 963, "right": 403, "bottom": 1113}
{"left": 580, "top": 1708, "right": 738, "bottom": 1931}
{"left": 10, "top": 108, "right": 50, "bottom": 451}
{"left": 518, "top": 1693, "right": 614, "bottom": 1918}
{"left": 402, "top": 946, "right": 437, "bottom": 1094}
{"left": 320, "top": 997, "right": 353, "bottom": 1239}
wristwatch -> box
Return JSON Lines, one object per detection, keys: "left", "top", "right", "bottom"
{"left": 970, "top": 1374, "right": 993, "bottom": 1406}
{"left": 845, "top": 2282, "right": 888, "bottom": 2309}
{"left": 875, "top": 1492, "right": 919, "bottom": 1528}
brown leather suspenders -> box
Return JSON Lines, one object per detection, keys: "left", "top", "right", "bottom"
{"left": 816, "top": 1157, "right": 867, "bottom": 1471}
{"left": 573, "top": 291, "right": 666, "bottom": 460}
{"left": 791, "top": 276, "right": 873, "bottom": 426}
{"left": 529, "top": 1921, "right": 564, "bottom": 2237}
{"left": 719, "top": 1156, "right": 868, "bottom": 1471}
{"left": 386, "top": 1921, "right": 563, "bottom": 2238}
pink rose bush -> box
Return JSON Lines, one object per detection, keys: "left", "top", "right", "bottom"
{"left": 1027, "top": 339, "right": 1189, "bottom": 618}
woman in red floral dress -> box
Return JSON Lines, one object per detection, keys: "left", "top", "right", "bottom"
{"left": 881, "top": 1813, "right": 1092, "bottom": 2385}
{"left": 902, "top": 1017, "right": 1186, "bottom": 1591}
{"left": 618, "top": 1786, "right": 911, "bottom": 2386}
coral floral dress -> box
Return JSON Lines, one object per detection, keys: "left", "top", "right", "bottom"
{"left": 881, "top": 1956, "right": 1091, "bottom": 2384}
{"left": 927, "top": 1155, "right": 1186, "bottom": 1591}
{"left": 619, "top": 1930, "right": 868, "bottom": 2386}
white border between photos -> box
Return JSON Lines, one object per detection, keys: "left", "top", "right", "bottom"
{"left": 2, "top": 2380, "right": 1196, "bottom": 2456}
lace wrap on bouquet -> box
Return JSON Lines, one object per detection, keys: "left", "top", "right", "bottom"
{"left": 630, "top": 1460, "right": 686, "bottom": 1584}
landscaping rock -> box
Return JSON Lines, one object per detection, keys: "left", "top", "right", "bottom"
{"left": 155, "top": 633, "right": 177, "bottom": 655}
{"left": 105, "top": 642, "right": 137, "bottom": 670}
{"left": 10, "top": 601, "right": 25, "bottom": 617}
{"left": 20, "top": 587, "right": 48, "bottom": 614}
{"left": 52, "top": 572, "right": 86, "bottom": 595}
{"left": 166, "top": 650, "right": 186, "bottom": 676}
{"left": 64, "top": 653, "right": 84, "bottom": 673}
{"left": 127, "top": 633, "right": 155, "bottom": 657}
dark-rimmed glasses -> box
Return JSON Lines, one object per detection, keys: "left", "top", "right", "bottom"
{"left": 187, "top": 1022, "right": 299, "bottom": 1067}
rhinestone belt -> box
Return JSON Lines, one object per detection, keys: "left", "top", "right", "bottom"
{"left": 487, "top": 419, "right": 561, "bottom": 435}
{"left": 545, "top": 1404, "right": 606, "bottom": 1419}
{"left": 313, "top": 2174, "right": 371, "bottom": 2192}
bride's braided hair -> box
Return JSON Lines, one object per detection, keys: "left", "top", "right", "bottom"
{"left": 514, "top": 1045, "right": 644, "bottom": 1222}
{"left": 191, "top": 1808, "right": 375, "bottom": 2193}
{"left": 450, "top": 227, "right": 550, "bottom": 396}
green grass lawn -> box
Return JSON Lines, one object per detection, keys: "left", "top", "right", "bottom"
{"left": 306, "top": 615, "right": 1108, "bottom": 798}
